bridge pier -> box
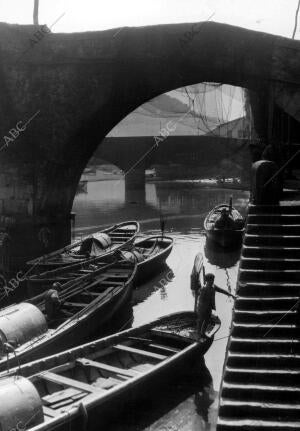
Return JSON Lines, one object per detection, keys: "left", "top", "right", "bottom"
{"left": 0, "top": 215, "right": 72, "bottom": 275}
{"left": 124, "top": 167, "right": 146, "bottom": 205}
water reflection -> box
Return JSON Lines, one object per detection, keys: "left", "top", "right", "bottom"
{"left": 204, "top": 241, "right": 241, "bottom": 269}
{"left": 132, "top": 265, "right": 174, "bottom": 306}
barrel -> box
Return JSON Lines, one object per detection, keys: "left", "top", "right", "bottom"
{"left": 0, "top": 376, "right": 44, "bottom": 431}
{"left": 95, "top": 233, "right": 112, "bottom": 248}
{"left": 121, "top": 250, "right": 144, "bottom": 263}
{"left": 79, "top": 233, "right": 112, "bottom": 255}
{"left": 0, "top": 303, "right": 47, "bottom": 353}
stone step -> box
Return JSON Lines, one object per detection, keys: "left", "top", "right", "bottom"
{"left": 239, "top": 268, "right": 300, "bottom": 283}
{"left": 229, "top": 337, "right": 300, "bottom": 354}
{"left": 247, "top": 224, "right": 300, "bottom": 235}
{"left": 248, "top": 204, "right": 300, "bottom": 214}
{"left": 247, "top": 214, "right": 300, "bottom": 224}
{"left": 237, "top": 282, "right": 300, "bottom": 297}
{"left": 227, "top": 352, "right": 300, "bottom": 368}
{"left": 224, "top": 366, "right": 300, "bottom": 386}
{"left": 217, "top": 418, "right": 300, "bottom": 430}
{"left": 240, "top": 257, "right": 300, "bottom": 270}
{"left": 234, "top": 309, "right": 296, "bottom": 324}
{"left": 244, "top": 234, "right": 300, "bottom": 247}
{"left": 219, "top": 399, "right": 300, "bottom": 421}
{"left": 222, "top": 381, "right": 300, "bottom": 404}
{"left": 242, "top": 245, "right": 300, "bottom": 259}
{"left": 235, "top": 296, "right": 298, "bottom": 311}
{"left": 231, "top": 322, "right": 299, "bottom": 338}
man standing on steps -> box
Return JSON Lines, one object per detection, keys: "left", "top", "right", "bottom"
{"left": 196, "top": 273, "right": 236, "bottom": 339}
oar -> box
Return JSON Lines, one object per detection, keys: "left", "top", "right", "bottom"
{"left": 34, "top": 258, "right": 121, "bottom": 306}
{"left": 190, "top": 252, "right": 204, "bottom": 312}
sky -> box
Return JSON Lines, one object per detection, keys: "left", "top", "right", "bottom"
{"left": 0, "top": 0, "right": 299, "bottom": 39}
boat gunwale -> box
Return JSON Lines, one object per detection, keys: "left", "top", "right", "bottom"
{"left": 204, "top": 204, "right": 245, "bottom": 233}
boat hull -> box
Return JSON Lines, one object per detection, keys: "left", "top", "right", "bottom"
{"left": 1, "top": 311, "right": 217, "bottom": 431}
{"left": 134, "top": 236, "right": 173, "bottom": 286}
{"left": 135, "top": 243, "right": 173, "bottom": 284}
{"left": 44, "top": 342, "right": 208, "bottom": 431}
{"left": 0, "top": 278, "right": 133, "bottom": 371}
{"left": 206, "top": 228, "right": 243, "bottom": 248}
{"left": 204, "top": 203, "right": 245, "bottom": 249}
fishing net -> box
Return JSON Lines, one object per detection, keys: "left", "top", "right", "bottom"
{"left": 109, "top": 83, "right": 252, "bottom": 139}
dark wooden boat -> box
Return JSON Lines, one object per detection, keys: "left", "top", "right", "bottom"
{"left": 121, "top": 235, "right": 173, "bottom": 284}
{"left": 204, "top": 203, "right": 245, "bottom": 248}
{"left": 0, "top": 311, "right": 220, "bottom": 431}
{"left": 0, "top": 252, "right": 136, "bottom": 372}
{"left": 26, "top": 221, "right": 140, "bottom": 275}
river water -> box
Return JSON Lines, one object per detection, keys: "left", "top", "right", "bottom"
{"left": 72, "top": 179, "right": 249, "bottom": 431}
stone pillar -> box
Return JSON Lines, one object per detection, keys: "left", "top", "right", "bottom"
{"left": 251, "top": 160, "right": 282, "bottom": 205}
{"left": 125, "top": 167, "right": 146, "bottom": 205}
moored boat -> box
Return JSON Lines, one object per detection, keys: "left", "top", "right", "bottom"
{"left": 204, "top": 201, "right": 245, "bottom": 248}
{"left": 26, "top": 221, "right": 140, "bottom": 274}
{"left": 0, "top": 311, "right": 220, "bottom": 431}
{"left": 0, "top": 252, "right": 136, "bottom": 372}
{"left": 120, "top": 235, "right": 173, "bottom": 284}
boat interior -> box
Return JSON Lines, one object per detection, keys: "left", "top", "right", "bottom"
{"left": 134, "top": 236, "right": 173, "bottom": 257}
{"left": 31, "top": 259, "right": 135, "bottom": 330}
{"left": 30, "top": 224, "right": 138, "bottom": 268}
{"left": 18, "top": 316, "right": 198, "bottom": 424}
{"left": 206, "top": 204, "right": 244, "bottom": 229}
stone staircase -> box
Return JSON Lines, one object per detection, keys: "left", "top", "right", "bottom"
{"left": 217, "top": 196, "right": 300, "bottom": 430}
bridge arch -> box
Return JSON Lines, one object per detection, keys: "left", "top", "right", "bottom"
{"left": 0, "top": 21, "right": 299, "bottom": 268}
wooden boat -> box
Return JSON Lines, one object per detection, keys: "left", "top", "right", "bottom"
{"left": 26, "top": 221, "right": 140, "bottom": 274}
{"left": 0, "top": 311, "right": 220, "bottom": 431}
{"left": 204, "top": 202, "right": 245, "bottom": 248}
{"left": 0, "top": 252, "right": 136, "bottom": 372}
{"left": 120, "top": 235, "right": 173, "bottom": 284}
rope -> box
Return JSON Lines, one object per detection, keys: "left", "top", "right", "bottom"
{"left": 211, "top": 299, "right": 300, "bottom": 344}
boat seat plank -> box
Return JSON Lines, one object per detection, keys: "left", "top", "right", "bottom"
{"left": 76, "top": 358, "right": 139, "bottom": 377}
{"left": 40, "top": 371, "right": 103, "bottom": 393}
{"left": 63, "top": 301, "right": 88, "bottom": 308}
{"left": 49, "top": 392, "right": 87, "bottom": 409}
{"left": 42, "top": 387, "right": 83, "bottom": 405}
{"left": 92, "top": 376, "right": 123, "bottom": 390}
{"left": 43, "top": 406, "right": 61, "bottom": 418}
{"left": 128, "top": 337, "right": 179, "bottom": 354}
{"left": 131, "top": 363, "right": 154, "bottom": 372}
{"left": 81, "top": 291, "right": 100, "bottom": 297}
{"left": 148, "top": 343, "right": 179, "bottom": 354}
{"left": 114, "top": 344, "right": 167, "bottom": 361}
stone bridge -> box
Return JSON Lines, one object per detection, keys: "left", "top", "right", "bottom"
{"left": 0, "top": 21, "right": 299, "bottom": 269}
{"left": 97, "top": 135, "right": 251, "bottom": 192}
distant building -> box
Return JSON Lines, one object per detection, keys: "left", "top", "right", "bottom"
{"left": 207, "top": 116, "right": 256, "bottom": 139}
